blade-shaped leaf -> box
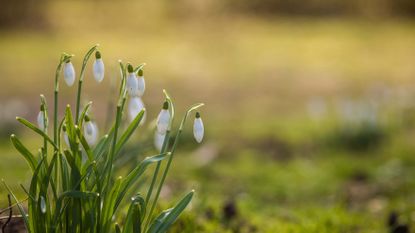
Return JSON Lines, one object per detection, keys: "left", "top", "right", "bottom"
{"left": 114, "top": 109, "right": 145, "bottom": 155}
{"left": 10, "top": 134, "right": 37, "bottom": 172}
{"left": 16, "top": 117, "right": 57, "bottom": 149}
{"left": 147, "top": 190, "right": 194, "bottom": 233}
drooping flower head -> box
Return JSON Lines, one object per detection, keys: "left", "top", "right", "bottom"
{"left": 37, "top": 105, "right": 47, "bottom": 131}
{"left": 193, "top": 112, "right": 204, "bottom": 143}
{"left": 128, "top": 96, "right": 146, "bottom": 124}
{"left": 63, "top": 59, "right": 76, "bottom": 86}
{"left": 154, "top": 131, "right": 166, "bottom": 152}
{"left": 62, "top": 125, "right": 70, "bottom": 147}
{"left": 137, "top": 69, "right": 146, "bottom": 97}
{"left": 40, "top": 196, "right": 46, "bottom": 214}
{"left": 93, "top": 51, "right": 105, "bottom": 83}
{"left": 156, "top": 101, "right": 170, "bottom": 134}
{"left": 83, "top": 115, "right": 98, "bottom": 146}
{"left": 126, "top": 64, "right": 139, "bottom": 96}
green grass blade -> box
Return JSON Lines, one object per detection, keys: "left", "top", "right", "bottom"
{"left": 10, "top": 134, "right": 37, "bottom": 172}
{"left": 114, "top": 109, "right": 145, "bottom": 155}
{"left": 113, "top": 153, "right": 167, "bottom": 215}
{"left": 16, "top": 117, "right": 58, "bottom": 149}
{"left": 115, "top": 223, "right": 122, "bottom": 233}
{"left": 147, "top": 190, "right": 194, "bottom": 233}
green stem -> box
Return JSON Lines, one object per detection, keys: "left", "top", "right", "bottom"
{"left": 145, "top": 131, "right": 171, "bottom": 205}
{"left": 143, "top": 103, "right": 203, "bottom": 231}
{"left": 75, "top": 45, "right": 99, "bottom": 124}
{"left": 54, "top": 53, "right": 73, "bottom": 144}
{"left": 75, "top": 80, "right": 83, "bottom": 124}
{"left": 54, "top": 56, "right": 63, "bottom": 145}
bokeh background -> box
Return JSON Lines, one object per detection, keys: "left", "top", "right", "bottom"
{"left": 1, "top": 0, "right": 415, "bottom": 232}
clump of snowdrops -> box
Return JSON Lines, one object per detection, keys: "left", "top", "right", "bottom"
{"left": 3, "top": 44, "right": 205, "bottom": 233}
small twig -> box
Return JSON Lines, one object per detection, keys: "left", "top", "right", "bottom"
{"left": 1, "top": 194, "right": 13, "bottom": 233}
{"left": 0, "top": 197, "right": 28, "bottom": 215}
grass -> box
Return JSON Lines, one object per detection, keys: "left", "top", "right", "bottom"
{"left": 1, "top": 2, "right": 415, "bottom": 231}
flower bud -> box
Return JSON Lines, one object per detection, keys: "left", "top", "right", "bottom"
{"left": 40, "top": 196, "right": 46, "bottom": 214}
{"left": 63, "top": 60, "right": 76, "bottom": 86}
{"left": 126, "top": 64, "right": 139, "bottom": 96}
{"left": 37, "top": 105, "right": 46, "bottom": 131}
{"left": 62, "top": 125, "right": 70, "bottom": 147}
{"left": 137, "top": 69, "right": 145, "bottom": 97}
{"left": 84, "top": 116, "right": 98, "bottom": 146}
{"left": 193, "top": 112, "right": 204, "bottom": 143}
{"left": 93, "top": 51, "right": 105, "bottom": 83}
{"left": 128, "top": 97, "right": 146, "bottom": 124}
{"left": 154, "top": 131, "right": 166, "bottom": 152}
{"left": 156, "top": 101, "right": 170, "bottom": 133}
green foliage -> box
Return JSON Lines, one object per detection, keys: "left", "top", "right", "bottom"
{"left": 4, "top": 45, "right": 203, "bottom": 233}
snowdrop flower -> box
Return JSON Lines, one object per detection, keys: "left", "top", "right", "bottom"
{"left": 154, "top": 131, "right": 166, "bottom": 152}
{"left": 137, "top": 69, "right": 145, "bottom": 97}
{"left": 84, "top": 116, "right": 98, "bottom": 146}
{"left": 156, "top": 101, "right": 170, "bottom": 133}
{"left": 40, "top": 196, "right": 46, "bottom": 214}
{"left": 193, "top": 112, "right": 204, "bottom": 143}
{"left": 62, "top": 125, "right": 70, "bottom": 147}
{"left": 128, "top": 96, "right": 146, "bottom": 124}
{"left": 37, "top": 105, "right": 46, "bottom": 131}
{"left": 126, "top": 64, "right": 138, "bottom": 96}
{"left": 92, "top": 51, "right": 105, "bottom": 83}
{"left": 63, "top": 60, "right": 76, "bottom": 86}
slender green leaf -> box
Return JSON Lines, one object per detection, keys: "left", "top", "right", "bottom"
{"left": 16, "top": 117, "right": 57, "bottom": 149}
{"left": 114, "top": 109, "right": 145, "bottom": 155}
{"left": 147, "top": 190, "right": 194, "bottom": 233}
{"left": 10, "top": 134, "right": 37, "bottom": 172}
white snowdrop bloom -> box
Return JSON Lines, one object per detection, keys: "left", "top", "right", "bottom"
{"left": 37, "top": 108, "right": 46, "bottom": 131}
{"left": 93, "top": 51, "right": 105, "bottom": 83}
{"left": 154, "top": 131, "right": 166, "bottom": 152}
{"left": 193, "top": 112, "right": 204, "bottom": 143}
{"left": 128, "top": 97, "right": 146, "bottom": 124}
{"left": 40, "top": 196, "right": 46, "bottom": 214}
{"left": 126, "top": 64, "right": 138, "bottom": 96}
{"left": 63, "top": 61, "right": 76, "bottom": 86}
{"left": 63, "top": 131, "right": 70, "bottom": 147}
{"left": 136, "top": 69, "right": 145, "bottom": 97}
{"left": 62, "top": 125, "right": 70, "bottom": 147}
{"left": 84, "top": 116, "right": 98, "bottom": 146}
{"left": 156, "top": 101, "right": 170, "bottom": 134}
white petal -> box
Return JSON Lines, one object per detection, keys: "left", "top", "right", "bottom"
{"left": 63, "top": 132, "right": 70, "bottom": 147}
{"left": 93, "top": 58, "right": 105, "bottom": 83}
{"left": 63, "top": 62, "right": 75, "bottom": 86}
{"left": 128, "top": 97, "right": 146, "bottom": 124}
{"left": 37, "top": 111, "right": 45, "bottom": 130}
{"left": 156, "top": 109, "right": 170, "bottom": 134}
{"left": 126, "top": 73, "right": 138, "bottom": 96}
{"left": 40, "top": 196, "right": 46, "bottom": 214}
{"left": 137, "top": 76, "right": 145, "bottom": 97}
{"left": 154, "top": 131, "right": 166, "bottom": 152}
{"left": 84, "top": 121, "right": 98, "bottom": 146}
{"left": 193, "top": 118, "right": 204, "bottom": 143}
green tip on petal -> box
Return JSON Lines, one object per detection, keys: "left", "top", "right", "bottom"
{"left": 127, "top": 64, "right": 134, "bottom": 73}
{"left": 40, "top": 105, "right": 45, "bottom": 111}
{"left": 138, "top": 69, "right": 143, "bottom": 76}
{"left": 95, "top": 51, "right": 101, "bottom": 59}
{"left": 195, "top": 112, "right": 201, "bottom": 118}
{"left": 162, "top": 101, "right": 169, "bottom": 110}
{"left": 65, "top": 59, "right": 71, "bottom": 63}
{"left": 84, "top": 115, "right": 91, "bottom": 122}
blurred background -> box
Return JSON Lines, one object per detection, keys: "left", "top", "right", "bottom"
{"left": 1, "top": 0, "right": 415, "bottom": 232}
